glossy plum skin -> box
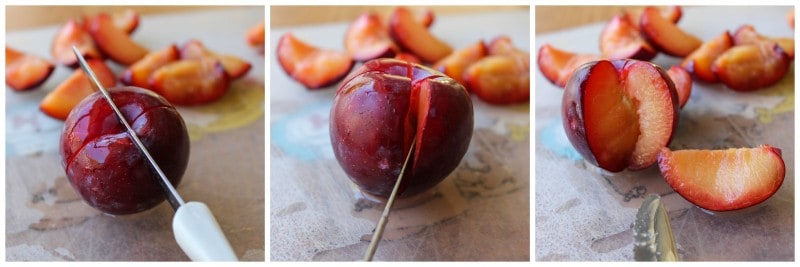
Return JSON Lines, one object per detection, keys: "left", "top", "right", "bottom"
{"left": 60, "top": 86, "right": 190, "bottom": 215}
{"left": 330, "top": 59, "right": 473, "bottom": 198}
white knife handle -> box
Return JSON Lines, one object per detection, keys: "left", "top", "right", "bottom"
{"left": 173, "top": 202, "right": 238, "bottom": 261}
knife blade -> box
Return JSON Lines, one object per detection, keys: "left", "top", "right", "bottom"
{"left": 362, "top": 136, "right": 416, "bottom": 261}
{"left": 633, "top": 194, "right": 679, "bottom": 261}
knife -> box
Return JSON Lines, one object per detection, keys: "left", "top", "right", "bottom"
{"left": 72, "top": 46, "right": 238, "bottom": 261}
{"left": 633, "top": 194, "right": 679, "bottom": 261}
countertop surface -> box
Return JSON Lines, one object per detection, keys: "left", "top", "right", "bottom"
{"left": 535, "top": 6, "right": 794, "bottom": 261}
{"left": 5, "top": 6, "right": 265, "bottom": 261}
{"left": 270, "top": 6, "right": 530, "bottom": 261}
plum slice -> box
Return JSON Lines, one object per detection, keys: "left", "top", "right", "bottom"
{"left": 6, "top": 46, "right": 55, "bottom": 91}
{"left": 666, "top": 66, "right": 692, "bottom": 109}
{"left": 711, "top": 42, "right": 791, "bottom": 92}
{"left": 86, "top": 13, "right": 148, "bottom": 65}
{"left": 680, "top": 31, "right": 734, "bottom": 83}
{"left": 624, "top": 6, "right": 682, "bottom": 26}
{"left": 464, "top": 36, "right": 530, "bottom": 105}
{"left": 330, "top": 58, "right": 473, "bottom": 198}
{"left": 537, "top": 44, "right": 603, "bottom": 88}
{"left": 40, "top": 59, "right": 116, "bottom": 120}
{"left": 344, "top": 13, "right": 398, "bottom": 62}
{"left": 433, "top": 40, "right": 487, "bottom": 88}
{"left": 121, "top": 44, "right": 180, "bottom": 88}
{"left": 639, "top": 6, "right": 701, "bottom": 57}
{"left": 246, "top": 21, "right": 265, "bottom": 53}
{"left": 111, "top": 9, "right": 140, "bottom": 34}
{"left": 465, "top": 55, "right": 529, "bottom": 105}
{"left": 658, "top": 145, "right": 785, "bottom": 211}
{"left": 733, "top": 25, "right": 794, "bottom": 59}
{"left": 389, "top": 7, "right": 453, "bottom": 63}
{"left": 180, "top": 39, "right": 252, "bottom": 80}
{"left": 600, "top": 15, "right": 657, "bottom": 61}
{"left": 149, "top": 58, "right": 230, "bottom": 106}
{"left": 51, "top": 19, "right": 103, "bottom": 68}
{"left": 276, "top": 33, "right": 354, "bottom": 89}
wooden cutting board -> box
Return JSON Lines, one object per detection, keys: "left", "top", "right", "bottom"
{"left": 5, "top": 7, "right": 265, "bottom": 261}
{"left": 535, "top": 6, "right": 794, "bottom": 261}
{"left": 270, "top": 7, "right": 531, "bottom": 261}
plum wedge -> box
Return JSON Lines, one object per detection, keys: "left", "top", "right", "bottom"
{"left": 600, "top": 15, "right": 657, "bottom": 61}
{"left": 464, "top": 36, "right": 529, "bottom": 105}
{"left": 733, "top": 25, "right": 794, "bottom": 59}
{"left": 624, "top": 6, "right": 682, "bottom": 26}
{"left": 246, "top": 20, "right": 265, "bottom": 53}
{"left": 658, "top": 145, "right": 785, "bottom": 211}
{"left": 40, "top": 59, "right": 116, "bottom": 120}
{"left": 680, "top": 31, "right": 734, "bottom": 83}
{"left": 433, "top": 40, "right": 487, "bottom": 88}
{"left": 711, "top": 42, "right": 791, "bottom": 91}
{"left": 389, "top": 7, "right": 452, "bottom": 63}
{"left": 666, "top": 66, "right": 692, "bottom": 109}
{"left": 344, "top": 13, "right": 398, "bottom": 61}
{"left": 6, "top": 46, "right": 55, "bottom": 91}
{"left": 51, "top": 19, "right": 103, "bottom": 68}
{"left": 121, "top": 44, "right": 180, "bottom": 88}
{"left": 276, "top": 33, "right": 354, "bottom": 89}
{"left": 562, "top": 59, "right": 679, "bottom": 172}
{"left": 537, "top": 44, "right": 602, "bottom": 88}
{"left": 417, "top": 8, "right": 435, "bottom": 28}
{"left": 86, "top": 13, "right": 148, "bottom": 65}
{"left": 639, "top": 6, "right": 701, "bottom": 57}
{"left": 180, "top": 39, "right": 252, "bottom": 79}
{"left": 149, "top": 58, "right": 230, "bottom": 106}
{"left": 111, "top": 9, "right": 140, "bottom": 34}
{"left": 465, "top": 55, "right": 529, "bottom": 105}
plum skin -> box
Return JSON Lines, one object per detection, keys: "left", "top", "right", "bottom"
{"left": 60, "top": 86, "right": 190, "bottom": 215}
{"left": 330, "top": 59, "right": 473, "bottom": 198}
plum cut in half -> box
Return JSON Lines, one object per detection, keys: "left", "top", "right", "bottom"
{"left": 562, "top": 59, "right": 679, "bottom": 172}
{"left": 330, "top": 58, "right": 474, "bottom": 198}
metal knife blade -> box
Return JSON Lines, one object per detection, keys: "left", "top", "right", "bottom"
{"left": 362, "top": 136, "right": 416, "bottom": 261}
{"left": 633, "top": 194, "right": 679, "bottom": 261}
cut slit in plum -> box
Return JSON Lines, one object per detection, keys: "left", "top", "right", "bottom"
{"left": 400, "top": 65, "right": 447, "bottom": 192}
{"left": 399, "top": 75, "right": 473, "bottom": 196}
{"left": 408, "top": 78, "right": 462, "bottom": 194}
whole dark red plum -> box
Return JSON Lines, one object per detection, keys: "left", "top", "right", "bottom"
{"left": 330, "top": 58, "right": 473, "bottom": 198}
{"left": 60, "top": 86, "right": 190, "bottom": 215}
